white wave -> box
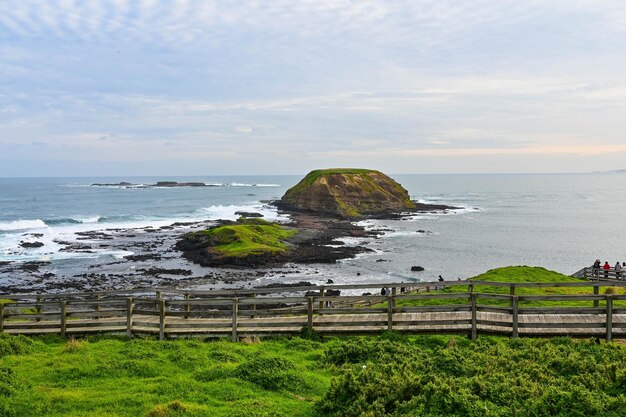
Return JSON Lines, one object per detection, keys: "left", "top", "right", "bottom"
{"left": 0, "top": 219, "right": 49, "bottom": 231}
{"left": 75, "top": 216, "right": 102, "bottom": 223}
{"left": 228, "top": 183, "right": 281, "bottom": 187}
{"left": 381, "top": 230, "right": 429, "bottom": 238}
{"left": 333, "top": 237, "right": 371, "bottom": 246}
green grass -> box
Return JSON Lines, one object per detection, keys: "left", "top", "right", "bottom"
{"left": 199, "top": 219, "right": 297, "bottom": 258}
{"left": 295, "top": 169, "right": 380, "bottom": 187}
{"left": 0, "top": 335, "right": 329, "bottom": 417}
{"left": 395, "top": 266, "right": 620, "bottom": 308}
{"left": 2, "top": 333, "right": 626, "bottom": 416}
{"left": 284, "top": 169, "right": 381, "bottom": 197}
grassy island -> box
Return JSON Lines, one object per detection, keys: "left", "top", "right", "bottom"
{"left": 199, "top": 219, "right": 296, "bottom": 258}
{"left": 175, "top": 219, "right": 298, "bottom": 266}
{"left": 280, "top": 168, "right": 416, "bottom": 218}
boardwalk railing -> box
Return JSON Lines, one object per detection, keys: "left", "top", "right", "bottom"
{"left": 2, "top": 280, "right": 626, "bottom": 341}
{"left": 575, "top": 266, "right": 625, "bottom": 281}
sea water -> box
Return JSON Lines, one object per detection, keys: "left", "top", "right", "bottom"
{"left": 0, "top": 173, "right": 625, "bottom": 287}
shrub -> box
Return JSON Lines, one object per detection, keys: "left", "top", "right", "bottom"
{"left": 235, "top": 356, "right": 304, "bottom": 391}
{"left": 144, "top": 400, "right": 189, "bottom": 417}
{"left": 300, "top": 326, "right": 322, "bottom": 342}
{"left": 0, "top": 334, "right": 35, "bottom": 358}
{"left": 63, "top": 336, "right": 87, "bottom": 353}
{"left": 318, "top": 338, "right": 626, "bottom": 416}
{"left": 0, "top": 366, "right": 26, "bottom": 397}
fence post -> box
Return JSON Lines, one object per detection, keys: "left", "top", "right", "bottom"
{"left": 470, "top": 293, "right": 477, "bottom": 340}
{"left": 231, "top": 298, "right": 239, "bottom": 342}
{"left": 387, "top": 294, "right": 393, "bottom": 331}
{"left": 0, "top": 303, "right": 4, "bottom": 333}
{"left": 594, "top": 286, "right": 599, "bottom": 308}
{"left": 468, "top": 283, "right": 474, "bottom": 295}
{"left": 251, "top": 293, "right": 256, "bottom": 319}
{"left": 391, "top": 287, "right": 397, "bottom": 309}
{"left": 307, "top": 297, "right": 313, "bottom": 332}
{"left": 126, "top": 297, "right": 134, "bottom": 338}
{"left": 95, "top": 294, "right": 101, "bottom": 319}
{"left": 509, "top": 285, "right": 516, "bottom": 308}
{"left": 512, "top": 296, "right": 519, "bottom": 338}
{"left": 60, "top": 301, "right": 67, "bottom": 337}
{"left": 184, "top": 292, "right": 190, "bottom": 319}
{"left": 159, "top": 300, "right": 166, "bottom": 341}
{"left": 319, "top": 286, "right": 325, "bottom": 314}
{"left": 606, "top": 295, "right": 613, "bottom": 342}
{"left": 36, "top": 296, "right": 42, "bottom": 322}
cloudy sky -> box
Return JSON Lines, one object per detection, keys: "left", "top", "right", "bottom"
{"left": 1, "top": 1, "right": 626, "bottom": 176}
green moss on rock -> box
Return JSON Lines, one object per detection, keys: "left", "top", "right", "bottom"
{"left": 281, "top": 168, "right": 416, "bottom": 218}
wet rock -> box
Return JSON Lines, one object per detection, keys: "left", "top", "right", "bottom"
{"left": 124, "top": 254, "right": 162, "bottom": 262}
{"left": 19, "top": 241, "right": 44, "bottom": 248}
{"left": 235, "top": 211, "right": 264, "bottom": 218}
{"left": 411, "top": 266, "right": 425, "bottom": 272}
{"left": 138, "top": 268, "right": 193, "bottom": 276}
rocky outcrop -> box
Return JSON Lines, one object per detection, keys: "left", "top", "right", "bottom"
{"left": 277, "top": 169, "right": 416, "bottom": 218}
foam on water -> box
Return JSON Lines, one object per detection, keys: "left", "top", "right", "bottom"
{"left": 0, "top": 219, "right": 48, "bottom": 231}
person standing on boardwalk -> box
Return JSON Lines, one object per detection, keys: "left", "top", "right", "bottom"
{"left": 603, "top": 261, "right": 611, "bottom": 279}
{"left": 616, "top": 262, "right": 623, "bottom": 280}
{"left": 593, "top": 259, "right": 601, "bottom": 278}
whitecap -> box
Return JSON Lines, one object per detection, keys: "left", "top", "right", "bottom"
{"left": 0, "top": 219, "right": 49, "bottom": 231}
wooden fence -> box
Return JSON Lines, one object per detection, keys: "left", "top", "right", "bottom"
{"left": 575, "top": 266, "right": 625, "bottom": 281}
{"left": 2, "top": 280, "right": 626, "bottom": 341}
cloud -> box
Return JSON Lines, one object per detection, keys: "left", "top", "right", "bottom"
{"left": 2, "top": 1, "right": 626, "bottom": 175}
{"left": 235, "top": 126, "right": 253, "bottom": 133}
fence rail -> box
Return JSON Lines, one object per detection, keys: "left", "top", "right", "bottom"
{"left": 576, "top": 266, "right": 625, "bottom": 281}
{"left": 2, "top": 280, "right": 626, "bottom": 341}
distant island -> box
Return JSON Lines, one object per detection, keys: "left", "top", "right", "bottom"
{"left": 177, "top": 168, "right": 459, "bottom": 267}
{"left": 92, "top": 181, "right": 220, "bottom": 188}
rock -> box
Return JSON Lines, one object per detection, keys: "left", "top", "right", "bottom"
{"left": 124, "top": 254, "right": 162, "bottom": 262}
{"left": 19, "top": 241, "right": 44, "bottom": 248}
{"left": 411, "top": 266, "right": 425, "bottom": 272}
{"left": 138, "top": 268, "right": 193, "bottom": 276}
{"left": 235, "top": 211, "right": 264, "bottom": 218}
{"left": 92, "top": 181, "right": 133, "bottom": 186}
{"left": 376, "top": 259, "right": 390, "bottom": 262}
{"left": 326, "top": 279, "right": 334, "bottom": 284}
{"left": 356, "top": 272, "right": 361, "bottom": 276}
{"left": 276, "top": 169, "right": 416, "bottom": 218}
{"left": 325, "top": 289, "right": 341, "bottom": 296}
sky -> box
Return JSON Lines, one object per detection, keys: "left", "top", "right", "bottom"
{"left": 1, "top": 0, "right": 626, "bottom": 177}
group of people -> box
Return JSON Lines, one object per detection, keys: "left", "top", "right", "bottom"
{"left": 592, "top": 259, "right": 626, "bottom": 279}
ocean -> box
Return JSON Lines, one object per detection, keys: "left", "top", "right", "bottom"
{"left": 1, "top": 173, "right": 625, "bottom": 292}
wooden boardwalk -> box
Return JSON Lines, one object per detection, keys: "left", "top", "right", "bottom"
{"left": 2, "top": 279, "right": 626, "bottom": 341}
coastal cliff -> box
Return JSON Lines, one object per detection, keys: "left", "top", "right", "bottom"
{"left": 278, "top": 168, "right": 416, "bottom": 218}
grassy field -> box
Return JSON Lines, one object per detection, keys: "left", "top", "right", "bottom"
{"left": 395, "top": 266, "right": 624, "bottom": 308}
{"left": 0, "top": 334, "right": 330, "bottom": 417}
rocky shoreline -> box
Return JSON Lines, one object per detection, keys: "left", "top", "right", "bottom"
{"left": 0, "top": 201, "right": 461, "bottom": 295}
